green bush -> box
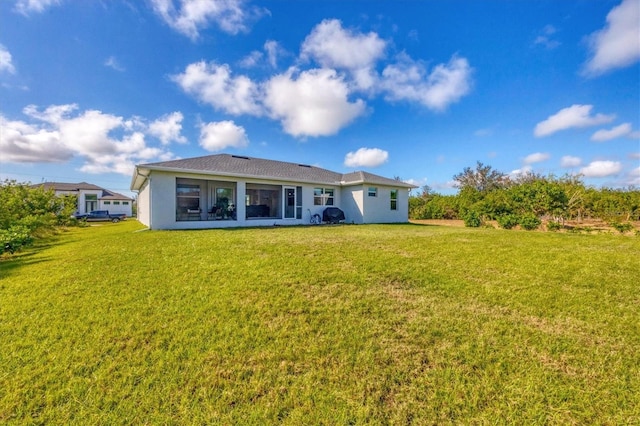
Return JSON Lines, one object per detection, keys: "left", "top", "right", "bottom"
{"left": 0, "top": 225, "right": 34, "bottom": 255}
{"left": 610, "top": 221, "right": 633, "bottom": 234}
{"left": 546, "top": 221, "right": 563, "bottom": 232}
{"left": 462, "top": 209, "right": 482, "bottom": 227}
{"left": 518, "top": 213, "right": 541, "bottom": 230}
{"left": 496, "top": 214, "right": 519, "bottom": 229}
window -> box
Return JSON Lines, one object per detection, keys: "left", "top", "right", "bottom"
{"left": 368, "top": 187, "right": 378, "bottom": 197}
{"left": 104, "top": 201, "right": 111, "bottom": 205}
{"left": 246, "top": 184, "right": 281, "bottom": 218}
{"left": 314, "top": 188, "right": 334, "bottom": 205}
{"left": 176, "top": 179, "right": 201, "bottom": 220}
{"left": 85, "top": 194, "right": 98, "bottom": 212}
{"left": 390, "top": 189, "right": 398, "bottom": 210}
{"left": 123, "top": 201, "right": 129, "bottom": 205}
{"left": 113, "top": 201, "right": 120, "bottom": 205}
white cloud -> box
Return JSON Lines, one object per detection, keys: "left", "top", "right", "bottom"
{"left": 148, "top": 111, "right": 187, "bottom": 145}
{"left": 199, "top": 120, "right": 248, "bottom": 151}
{"left": 172, "top": 61, "right": 262, "bottom": 116}
{"left": 239, "top": 40, "right": 285, "bottom": 69}
{"left": 0, "top": 115, "right": 70, "bottom": 162}
{"left": 534, "top": 104, "right": 615, "bottom": 137}
{"left": 264, "top": 40, "right": 283, "bottom": 68}
{"left": 0, "top": 104, "right": 175, "bottom": 175}
{"left": 580, "top": 160, "right": 623, "bottom": 177}
{"left": 590, "top": 122, "right": 632, "bottom": 141}
{"left": 381, "top": 54, "right": 472, "bottom": 111}
{"left": 263, "top": 67, "right": 366, "bottom": 137}
{"left": 560, "top": 155, "right": 582, "bottom": 168}
{"left": 104, "top": 56, "right": 125, "bottom": 72}
{"left": 0, "top": 45, "right": 16, "bottom": 74}
{"left": 583, "top": 0, "right": 640, "bottom": 76}
{"left": 533, "top": 24, "right": 561, "bottom": 50}
{"left": 627, "top": 167, "right": 640, "bottom": 185}
{"left": 301, "top": 19, "right": 386, "bottom": 91}
{"left": 239, "top": 51, "right": 262, "bottom": 68}
{"left": 14, "top": 0, "right": 60, "bottom": 15}
{"left": 150, "top": 0, "right": 259, "bottom": 40}
{"left": 523, "top": 152, "right": 550, "bottom": 164}
{"left": 510, "top": 165, "right": 533, "bottom": 177}
{"left": 344, "top": 147, "right": 389, "bottom": 168}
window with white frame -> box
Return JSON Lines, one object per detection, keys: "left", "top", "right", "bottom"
{"left": 390, "top": 189, "right": 398, "bottom": 210}
{"left": 368, "top": 187, "right": 378, "bottom": 197}
{"left": 314, "top": 188, "right": 334, "bottom": 205}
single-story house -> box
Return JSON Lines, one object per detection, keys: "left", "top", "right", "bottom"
{"left": 35, "top": 182, "right": 134, "bottom": 217}
{"left": 130, "top": 154, "right": 417, "bottom": 230}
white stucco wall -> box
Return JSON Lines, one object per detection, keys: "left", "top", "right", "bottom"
{"left": 361, "top": 185, "right": 409, "bottom": 224}
{"left": 136, "top": 179, "right": 151, "bottom": 227}
{"left": 340, "top": 186, "right": 364, "bottom": 224}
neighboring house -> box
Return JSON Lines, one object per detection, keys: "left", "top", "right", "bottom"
{"left": 36, "top": 182, "right": 134, "bottom": 217}
{"left": 130, "top": 154, "right": 417, "bottom": 230}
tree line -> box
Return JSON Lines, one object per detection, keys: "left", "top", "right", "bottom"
{"left": 0, "top": 180, "right": 78, "bottom": 254}
{"left": 410, "top": 162, "right": 640, "bottom": 231}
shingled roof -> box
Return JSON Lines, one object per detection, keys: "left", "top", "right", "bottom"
{"left": 132, "top": 154, "right": 416, "bottom": 190}
{"left": 34, "top": 182, "right": 133, "bottom": 200}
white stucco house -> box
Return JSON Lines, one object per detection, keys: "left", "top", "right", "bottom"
{"left": 130, "top": 154, "right": 417, "bottom": 230}
{"left": 36, "top": 182, "right": 134, "bottom": 217}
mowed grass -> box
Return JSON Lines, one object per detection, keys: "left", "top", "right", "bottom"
{"left": 1, "top": 221, "right": 639, "bottom": 424}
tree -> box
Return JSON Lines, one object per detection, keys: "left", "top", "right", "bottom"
{"left": 453, "top": 161, "right": 509, "bottom": 193}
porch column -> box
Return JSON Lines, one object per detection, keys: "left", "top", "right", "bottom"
{"left": 236, "top": 180, "right": 246, "bottom": 224}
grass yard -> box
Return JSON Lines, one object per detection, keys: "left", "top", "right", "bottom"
{"left": 1, "top": 221, "right": 639, "bottom": 424}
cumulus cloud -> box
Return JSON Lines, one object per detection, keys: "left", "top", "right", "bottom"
{"left": 150, "top": 0, "right": 261, "bottom": 40}
{"left": 523, "top": 152, "right": 550, "bottom": 164}
{"left": 590, "top": 122, "right": 632, "bottom": 141}
{"left": 0, "top": 44, "right": 16, "bottom": 74}
{"left": 148, "top": 111, "right": 187, "bottom": 145}
{"left": 560, "top": 155, "right": 582, "bottom": 168}
{"left": 0, "top": 104, "right": 175, "bottom": 175}
{"left": 199, "top": 120, "right": 248, "bottom": 151}
{"left": 14, "top": 0, "right": 60, "bottom": 15}
{"left": 264, "top": 68, "right": 366, "bottom": 137}
{"left": 580, "top": 160, "right": 623, "bottom": 177}
{"left": 173, "top": 19, "right": 474, "bottom": 138}
{"left": 534, "top": 104, "right": 615, "bottom": 137}
{"left": 301, "top": 19, "right": 386, "bottom": 90}
{"left": 381, "top": 54, "right": 472, "bottom": 111}
{"left": 0, "top": 115, "right": 70, "bottom": 162}
{"left": 583, "top": 0, "right": 640, "bottom": 76}
{"left": 172, "top": 61, "right": 262, "bottom": 116}
{"left": 344, "top": 147, "right": 389, "bottom": 168}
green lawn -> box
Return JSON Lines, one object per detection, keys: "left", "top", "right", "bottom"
{"left": 1, "top": 221, "right": 639, "bottom": 424}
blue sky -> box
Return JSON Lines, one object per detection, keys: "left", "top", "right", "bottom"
{"left": 1, "top": 0, "right": 639, "bottom": 197}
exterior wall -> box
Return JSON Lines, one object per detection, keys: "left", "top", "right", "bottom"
{"left": 361, "top": 185, "right": 410, "bottom": 224}
{"left": 136, "top": 179, "right": 151, "bottom": 227}
{"left": 99, "top": 200, "right": 132, "bottom": 216}
{"left": 340, "top": 186, "right": 364, "bottom": 224}
{"left": 138, "top": 170, "right": 411, "bottom": 230}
